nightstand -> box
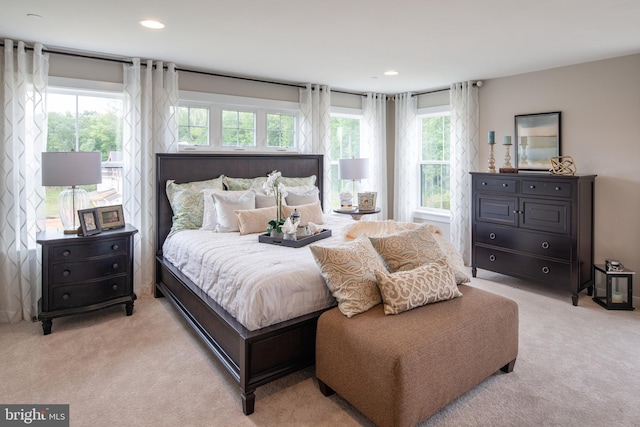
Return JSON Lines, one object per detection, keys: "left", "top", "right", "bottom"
{"left": 37, "top": 224, "right": 138, "bottom": 335}
{"left": 333, "top": 208, "right": 381, "bottom": 221}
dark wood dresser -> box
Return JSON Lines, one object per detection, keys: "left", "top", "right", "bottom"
{"left": 471, "top": 172, "right": 596, "bottom": 305}
{"left": 37, "top": 224, "right": 138, "bottom": 334}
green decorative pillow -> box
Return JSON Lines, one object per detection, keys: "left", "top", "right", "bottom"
{"left": 166, "top": 176, "right": 224, "bottom": 236}
{"left": 223, "top": 176, "right": 268, "bottom": 191}
{"left": 375, "top": 260, "right": 463, "bottom": 315}
{"left": 310, "top": 235, "right": 386, "bottom": 318}
{"left": 368, "top": 227, "right": 447, "bottom": 272}
{"left": 280, "top": 175, "right": 316, "bottom": 187}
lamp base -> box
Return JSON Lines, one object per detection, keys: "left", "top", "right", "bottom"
{"left": 59, "top": 187, "right": 90, "bottom": 233}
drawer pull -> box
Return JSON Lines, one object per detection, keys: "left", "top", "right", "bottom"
{"left": 62, "top": 270, "right": 70, "bottom": 277}
{"left": 112, "top": 263, "right": 119, "bottom": 269}
{"left": 62, "top": 250, "right": 70, "bottom": 257}
{"left": 489, "top": 232, "right": 496, "bottom": 240}
{"left": 555, "top": 186, "right": 561, "bottom": 191}
{"left": 62, "top": 293, "right": 70, "bottom": 300}
{"left": 529, "top": 185, "right": 535, "bottom": 189}
{"left": 112, "top": 244, "right": 119, "bottom": 250}
{"left": 542, "top": 241, "right": 550, "bottom": 249}
{"left": 542, "top": 266, "right": 550, "bottom": 274}
{"left": 489, "top": 254, "right": 496, "bottom": 262}
{"left": 482, "top": 182, "right": 487, "bottom": 186}
{"left": 502, "top": 183, "right": 508, "bottom": 187}
{"left": 112, "top": 284, "right": 119, "bottom": 291}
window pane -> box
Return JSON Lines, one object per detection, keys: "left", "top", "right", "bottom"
{"left": 420, "top": 113, "right": 451, "bottom": 210}
{"left": 331, "top": 117, "right": 360, "bottom": 159}
{"left": 222, "top": 110, "right": 255, "bottom": 147}
{"left": 178, "top": 106, "right": 209, "bottom": 146}
{"left": 267, "top": 113, "right": 295, "bottom": 148}
{"left": 422, "top": 115, "right": 450, "bottom": 161}
{"left": 421, "top": 164, "right": 450, "bottom": 209}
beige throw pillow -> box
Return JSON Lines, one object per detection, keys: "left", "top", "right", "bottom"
{"left": 282, "top": 201, "right": 324, "bottom": 226}
{"left": 375, "top": 260, "right": 463, "bottom": 315}
{"left": 368, "top": 227, "right": 446, "bottom": 272}
{"left": 236, "top": 206, "right": 277, "bottom": 235}
{"left": 310, "top": 235, "right": 386, "bottom": 318}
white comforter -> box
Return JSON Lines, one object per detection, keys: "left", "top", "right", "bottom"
{"left": 162, "top": 215, "right": 353, "bottom": 331}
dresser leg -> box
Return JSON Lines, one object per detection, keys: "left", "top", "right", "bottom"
{"left": 571, "top": 293, "right": 578, "bottom": 306}
{"left": 41, "top": 319, "right": 52, "bottom": 335}
{"left": 125, "top": 302, "right": 134, "bottom": 316}
{"left": 472, "top": 267, "right": 477, "bottom": 278}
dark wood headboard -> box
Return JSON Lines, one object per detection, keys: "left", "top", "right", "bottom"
{"left": 155, "top": 153, "right": 324, "bottom": 255}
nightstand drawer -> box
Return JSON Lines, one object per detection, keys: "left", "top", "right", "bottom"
{"left": 51, "top": 276, "right": 129, "bottom": 310}
{"left": 52, "top": 237, "right": 128, "bottom": 261}
{"left": 52, "top": 254, "right": 127, "bottom": 284}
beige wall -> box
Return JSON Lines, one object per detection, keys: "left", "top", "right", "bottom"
{"left": 478, "top": 54, "right": 640, "bottom": 291}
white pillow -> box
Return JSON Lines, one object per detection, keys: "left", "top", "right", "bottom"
{"left": 284, "top": 186, "right": 320, "bottom": 206}
{"left": 200, "top": 189, "right": 219, "bottom": 231}
{"left": 212, "top": 190, "right": 256, "bottom": 232}
{"left": 254, "top": 190, "right": 278, "bottom": 208}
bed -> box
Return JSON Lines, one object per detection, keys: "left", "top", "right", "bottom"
{"left": 154, "top": 153, "right": 337, "bottom": 415}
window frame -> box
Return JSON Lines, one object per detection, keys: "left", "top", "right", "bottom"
{"left": 178, "top": 91, "right": 300, "bottom": 152}
{"left": 415, "top": 105, "right": 452, "bottom": 222}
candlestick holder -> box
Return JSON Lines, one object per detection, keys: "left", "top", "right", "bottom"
{"left": 488, "top": 144, "right": 496, "bottom": 173}
{"left": 503, "top": 144, "right": 513, "bottom": 169}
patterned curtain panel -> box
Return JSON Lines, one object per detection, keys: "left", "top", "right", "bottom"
{"left": 362, "top": 93, "right": 387, "bottom": 219}
{"left": 0, "top": 41, "right": 48, "bottom": 323}
{"left": 123, "top": 59, "right": 178, "bottom": 296}
{"left": 449, "top": 81, "right": 479, "bottom": 265}
{"left": 393, "top": 93, "right": 418, "bottom": 222}
{"left": 299, "top": 84, "right": 332, "bottom": 211}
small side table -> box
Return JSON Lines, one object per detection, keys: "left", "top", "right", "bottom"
{"left": 333, "top": 208, "right": 381, "bottom": 221}
{"left": 592, "top": 264, "right": 635, "bottom": 310}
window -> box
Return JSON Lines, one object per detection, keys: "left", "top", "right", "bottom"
{"left": 267, "top": 113, "right": 295, "bottom": 148}
{"left": 46, "top": 82, "right": 124, "bottom": 230}
{"left": 222, "top": 110, "right": 255, "bottom": 147}
{"left": 178, "top": 106, "right": 209, "bottom": 145}
{"left": 330, "top": 113, "right": 362, "bottom": 207}
{"left": 178, "top": 91, "right": 299, "bottom": 151}
{"left": 419, "top": 110, "right": 451, "bottom": 211}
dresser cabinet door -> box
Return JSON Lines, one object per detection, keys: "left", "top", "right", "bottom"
{"left": 475, "top": 194, "right": 518, "bottom": 226}
{"left": 520, "top": 198, "right": 570, "bottom": 234}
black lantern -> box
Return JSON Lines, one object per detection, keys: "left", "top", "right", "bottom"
{"left": 592, "top": 263, "right": 635, "bottom": 310}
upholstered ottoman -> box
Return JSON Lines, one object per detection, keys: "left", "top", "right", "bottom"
{"left": 315, "top": 284, "right": 518, "bottom": 427}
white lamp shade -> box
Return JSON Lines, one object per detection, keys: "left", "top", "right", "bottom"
{"left": 42, "top": 151, "right": 103, "bottom": 186}
{"left": 338, "top": 158, "right": 370, "bottom": 180}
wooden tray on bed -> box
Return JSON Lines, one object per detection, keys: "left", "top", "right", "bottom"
{"left": 258, "top": 229, "right": 331, "bottom": 248}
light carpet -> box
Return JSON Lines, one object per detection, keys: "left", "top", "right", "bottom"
{"left": 1, "top": 271, "right": 639, "bottom": 427}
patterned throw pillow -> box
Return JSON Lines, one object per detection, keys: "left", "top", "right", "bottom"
{"left": 375, "top": 260, "right": 463, "bottom": 315}
{"left": 280, "top": 175, "right": 316, "bottom": 187}
{"left": 166, "top": 176, "right": 224, "bottom": 236}
{"left": 310, "top": 235, "right": 386, "bottom": 318}
{"left": 368, "top": 227, "right": 447, "bottom": 272}
{"left": 223, "top": 176, "right": 268, "bottom": 191}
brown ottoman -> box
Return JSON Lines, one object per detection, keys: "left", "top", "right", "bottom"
{"left": 316, "top": 285, "right": 518, "bottom": 427}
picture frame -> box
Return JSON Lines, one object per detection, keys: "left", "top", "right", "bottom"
{"left": 357, "top": 192, "right": 377, "bottom": 212}
{"left": 78, "top": 208, "right": 102, "bottom": 236}
{"left": 95, "top": 204, "right": 126, "bottom": 230}
{"left": 514, "top": 111, "right": 561, "bottom": 171}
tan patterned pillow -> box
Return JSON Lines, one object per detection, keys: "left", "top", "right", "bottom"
{"left": 368, "top": 227, "right": 446, "bottom": 272}
{"left": 375, "top": 260, "right": 463, "bottom": 315}
{"left": 282, "top": 201, "right": 324, "bottom": 226}
{"left": 236, "top": 206, "right": 277, "bottom": 235}
{"left": 310, "top": 235, "right": 386, "bottom": 317}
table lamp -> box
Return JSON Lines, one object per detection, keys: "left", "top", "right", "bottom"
{"left": 42, "top": 151, "right": 103, "bottom": 233}
{"left": 338, "top": 158, "right": 370, "bottom": 209}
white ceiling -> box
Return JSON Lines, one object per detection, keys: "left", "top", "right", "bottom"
{"left": 2, "top": 0, "right": 639, "bottom": 94}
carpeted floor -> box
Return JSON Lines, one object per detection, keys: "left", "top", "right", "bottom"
{"left": 1, "top": 271, "right": 639, "bottom": 427}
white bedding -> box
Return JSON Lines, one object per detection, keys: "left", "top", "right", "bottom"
{"left": 162, "top": 214, "right": 354, "bottom": 331}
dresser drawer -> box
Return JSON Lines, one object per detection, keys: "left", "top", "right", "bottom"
{"left": 52, "top": 237, "right": 128, "bottom": 261}
{"left": 51, "top": 276, "right": 129, "bottom": 310}
{"left": 474, "top": 177, "right": 517, "bottom": 193}
{"left": 475, "top": 223, "right": 571, "bottom": 260}
{"left": 521, "top": 180, "right": 572, "bottom": 198}
{"left": 52, "top": 254, "right": 127, "bottom": 284}
{"left": 474, "top": 246, "right": 571, "bottom": 286}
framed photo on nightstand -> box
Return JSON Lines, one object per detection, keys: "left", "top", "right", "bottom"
{"left": 78, "top": 208, "right": 102, "bottom": 236}
{"left": 95, "top": 205, "right": 125, "bottom": 230}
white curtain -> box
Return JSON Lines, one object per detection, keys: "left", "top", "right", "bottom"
{"left": 449, "top": 81, "right": 479, "bottom": 265}
{"left": 0, "top": 41, "right": 48, "bottom": 322}
{"left": 361, "top": 93, "right": 387, "bottom": 219}
{"left": 122, "top": 59, "right": 178, "bottom": 296}
{"left": 393, "top": 92, "right": 418, "bottom": 222}
{"left": 299, "top": 84, "right": 332, "bottom": 211}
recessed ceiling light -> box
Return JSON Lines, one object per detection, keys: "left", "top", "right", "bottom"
{"left": 139, "top": 19, "right": 165, "bottom": 30}
{"left": 384, "top": 70, "right": 399, "bottom": 76}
